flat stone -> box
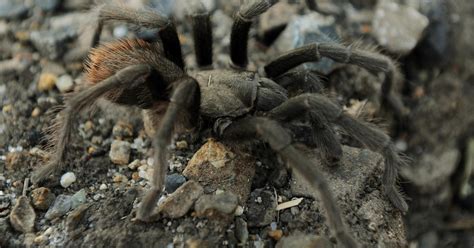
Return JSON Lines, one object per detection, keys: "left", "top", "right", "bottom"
{"left": 30, "top": 187, "right": 55, "bottom": 210}
{"left": 109, "top": 140, "right": 131, "bottom": 165}
{"left": 183, "top": 139, "right": 255, "bottom": 203}
{"left": 245, "top": 189, "right": 277, "bottom": 227}
{"left": 158, "top": 180, "right": 204, "bottom": 218}
{"left": 402, "top": 148, "right": 460, "bottom": 193}
{"left": 291, "top": 146, "right": 382, "bottom": 199}
{"left": 9, "top": 196, "right": 36, "bottom": 233}
{"left": 194, "top": 191, "right": 239, "bottom": 217}
{"left": 372, "top": 1, "right": 429, "bottom": 54}
{"left": 276, "top": 233, "right": 333, "bottom": 248}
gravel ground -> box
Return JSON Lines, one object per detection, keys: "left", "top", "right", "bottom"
{"left": 1, "top": 0, "right": 474, "bottom": 247}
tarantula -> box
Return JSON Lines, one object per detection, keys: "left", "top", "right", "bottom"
{"left": 31, "top": 1, "right": 409, "bottom": 247}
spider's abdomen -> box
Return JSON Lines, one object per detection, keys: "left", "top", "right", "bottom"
{"left": 84, "top": 39, "right": 183, "bottom": 108}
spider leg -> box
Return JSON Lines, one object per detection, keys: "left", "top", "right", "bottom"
{"left": 230, "top": 0, "right": 276, "bottom": 68}
{"left": 268, "top": 94, "right": 409, "bottom": 212}
{"left": 263, "top": 43, "right": 409, "bottom": 119}
{"left": 136, "top": 77, "right": 200, "bottom": 221}
{"left": 91, "top": 5, "right": 184, "bottom": 69}
{"left": 31, "top": 65, "right": 152, "bottom": 184}
{"left": 220, "top": 117, "right": 359, "bottom": 248}
{"left": 272, "top": 69, "right": 324, "bottom": 96}
{"left": 189, "top": 2, "right": 213, "bottom": 68}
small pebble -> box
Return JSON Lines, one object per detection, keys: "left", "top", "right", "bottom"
{"left": 112, "top": 121, "right": 133, "bottom": 140}
{"left": 60, "top": 172, "right": 76, "bottom": 188}
{"left": 234, "top": 205, "right": 244, "bottom": 216}
{"left": 268, "top": 229, "right": 283, "bottom": 241}
{"left": 176, "top": 140, "right": 188, "bottom": 150}
{"left": 31, "top": 107, "right": 41, "bottom": 117}
{"left": 109, "top": 140, "right": 131, "bottom": 165}
{"left": 37, "top": 73, "right": 57, "bottom": 91}
{"left": 194, "top": 191, "right": 239, "bottom": 216}
{"left": 113, "top": 25, "right": 128, "bottom": 38}
{"left": 165, "top": 173, "right": 187, "bottom": 193}
{"left": 30, "top": 187, "right": 55, "bottom": 210}
{"left": 113, "top": 173, "right": 128, "bottom": 183}
{"left": 128, "top": 159, "right": 140, "bottom": 170}
{"left": 99, "top": 184, "right": 108, "bottom": 190}
{"left": 55, "top": 74, "right": 74, "bottom": 92}
{"left": 45, "top": 195, "right": 72, "bottom": 220}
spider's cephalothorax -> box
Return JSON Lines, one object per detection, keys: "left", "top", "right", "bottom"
{"left": 31, "top": 1, "right": 409, "bottom": 247}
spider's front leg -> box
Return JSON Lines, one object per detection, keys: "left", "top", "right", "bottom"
{"left": 268, "top": 94, "right": 409, "bottom": 212}
{"left": 219, "top": 117, "right": 359, "bottom": 248}
{"left": 136, "top": 77, "right": 200, "bottom": 221}
{"left": 264, "top": 43, "right": 410, "bottom": 120}
{"left": 31, "top": 65, "right": 152, "bottom": 184}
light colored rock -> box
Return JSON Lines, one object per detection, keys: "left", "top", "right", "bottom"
{"left": 158, "top": 180, "right": 204, "bottom": 218}
{"left": 60, "top": 172, "right": 76, "bottom": 188}
{"left": 183, "top": 139, "right": 255, "bottom": 203}
{"left": 276, "top": 233, "right": 333, "bottom": 248}
{"left": 109, "top": 140, "right": 131, "bottom": 165}
{"left": 37, "top": 73, "right": 57, "bottom": 91}
{"left": 372, "top": 1, "right": 429, "bottom": 54}
{"left": 55, "top": 74, "right": 74, "bottom": 92}
{"left": 194, "top": 191, "right": 239, "bottom": 217}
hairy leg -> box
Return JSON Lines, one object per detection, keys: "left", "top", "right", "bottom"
{"left": 91, "top": 5, "right": 184, "bottom": 68}
{"left": 230, "top": 0, "right": 276, "bottom": 68}
{"left": 136, "top": 77, "right": 200, "bottom": 221}
{"left": 272, "top": 69, "right": 324, "bottom": 96}
{"left": 189, "top": 2, "right": 213, "bottom": 68}
{"left": 268, "top": 93, "right": 409, "bottom": 212}
{"left": 263, "top": 43, "right": 409, "bottom": 119}
{"left": 31, "top": 65, "right": 151, "bottom": 184}
{"left": 220, "top": 117, "right": 359, "bottom": 248}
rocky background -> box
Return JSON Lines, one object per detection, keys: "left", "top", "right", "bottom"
{"left": 1, "top": 0, "right": 473, "bottom": 247}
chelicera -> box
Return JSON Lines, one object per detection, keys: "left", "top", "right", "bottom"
{"left": 31, "top": 1, "right": 409, "bottom": 247}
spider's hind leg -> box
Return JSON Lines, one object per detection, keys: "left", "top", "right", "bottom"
{"left": 220, "top": 117, "right": 359, "bottom": 248}
{"left": 272, "top": 69, "right": 324, "bottom": 97}
{"left": 31, "top": 65, "right": 152, "bottom": 184}
{"left": 268, "top": 94, "right": 408, "bottom": 212}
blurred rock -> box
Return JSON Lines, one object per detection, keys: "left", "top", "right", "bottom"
{"left": 45, "top": 190, "right": 86, "bottom": 220}
{"left": 109, "top": 140, "right": 131, "bottom": 165}
{"left": 402, "top": 149, "right": 460, "bottom": 194}
{"left": 0, "top": 57, "right": 31, "bottom": 76}
{"left": 9, "top": 196, "right": 35, "bottom": 233}
{"left": 272, "top": 12, "right": 339, "bottom": 74}
{"left": 60, "top": 172, "right": 76, "bottom": 188}
{"left": 276, "top": 233, "right": 333, "bottom": 248}
{"left": 55, "top": 74, "right": 74, "bottom": 93}
{"left": 372, "top": 1, "right": 429, "bottom": 55}
{"left": 37, "top": 73, "right": 58, "bottom": 91}
{"left": 183, "top": 139, "right": 255, "bottom": 203}
{"left": 112, "top": 121, "right": 133, "bottom": 140}
{"left": 5, "top": 151, "right": 26, "bottom": 171}
{"left": 194, "top": 191, "right": 239, "bottom": 217}
{"left": 245, "top": 189, "right": 276, "bottom": 227}
{"left": 235, "top": 217, "right": 249, "bottom": 244}
{"left": 0, "top": 0, "right": 28, "bottom": 20}
{"left": 165, "top": 173, "right": 187, "bottom": 193}
{"left": 158, "top": 180, "right": 203, "bottom": 218}
{"left": 30, "top": 28, "right": 77, "bottom": 60}
{"left": 30, "top": 187, "right": 55, "bottom": 210}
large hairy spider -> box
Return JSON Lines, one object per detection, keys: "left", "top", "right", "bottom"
{"left": 31, "top": 1, "right": 409, "bottom": 247}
